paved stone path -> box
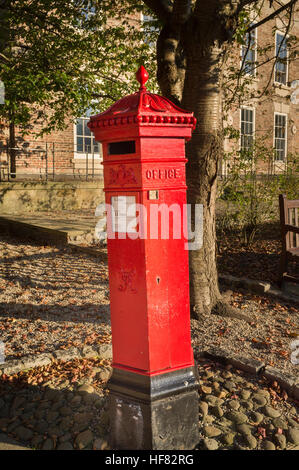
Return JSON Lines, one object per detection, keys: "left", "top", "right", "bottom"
{"left": 0, "top": 356, "right": 298, "bottom": 450}
{"left": 0, "top": 212, "right": 100, "bottom": 246}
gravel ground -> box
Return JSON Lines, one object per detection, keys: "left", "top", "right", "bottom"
{"left": 0, "top": 234, "right": 111, "bottom": 361}
{"left": 191, "top": 287, "right": 299, "bottom": 377}
{"left": 0, "top": 233, "right": 298, "bottom": 376}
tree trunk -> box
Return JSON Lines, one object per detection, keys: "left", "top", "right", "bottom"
{"left": 150, "top": 0, "right": 295, "bottom": 320}
{"left": 156, "top": 13, "right": 241, "bottom": 318}
{"left": 182, "top": 48, "right": 224, "bottom": 317}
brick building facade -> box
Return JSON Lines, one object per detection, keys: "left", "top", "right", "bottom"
{"left": 0, "top": 5, "right": 298, "bottom": 180}
{"left": 223, "top": 4, "right": 299, "bottom": 175}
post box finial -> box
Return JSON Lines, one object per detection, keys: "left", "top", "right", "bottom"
{"left": 136, "top": 65, "right": 149, "bottom": 91}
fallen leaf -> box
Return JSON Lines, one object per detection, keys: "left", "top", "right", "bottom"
{"left": 257, "top": 427, "right": 267, "bottom": 438}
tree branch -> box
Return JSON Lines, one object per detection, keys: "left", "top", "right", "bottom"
{"left": 91, "top": 92, "right": 117, "bottom": 102}
{"left": 0, "top": 52, "right": 9, "bottom": 62}
{"left": 239, "top": 0, "right": 260, "bottom": 7}
{"left": 142, "top": 0, "right": 173, "bottom": 22}
{"left": 246, "top": 0, "right": 298, "bottom": 33}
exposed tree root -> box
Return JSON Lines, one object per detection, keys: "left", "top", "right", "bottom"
{"left": 190, "top": 294, "right": 252, "bottom": 323}
{"left": 212, "top": 299, "right": 252, "bottom": 323}
{"left": 190, "top": 304, "right": 209, "bottom": 320}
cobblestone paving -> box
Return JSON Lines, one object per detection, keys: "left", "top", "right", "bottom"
{"left": 0, "top": 356, "right": 298, "bottom": 450}
{"left": 0, "top": 358, "right": 111, "bottom": 450}
{"left": 197, "top": 358, "right": 299, "bottom": 450}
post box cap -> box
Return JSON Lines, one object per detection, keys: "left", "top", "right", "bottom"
{"left": 87, "top": 66, "right": 196, "bottom": 138}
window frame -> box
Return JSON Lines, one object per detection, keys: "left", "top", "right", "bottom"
{"left": 273, "top": 112, "right": 288, "bottom": 162}
{"left": 240, "top": 25, "right": 258, "bottom": 77}
{"left": 239, "top": 106, "right": 256, "bottom": 153}
{"left": 274, "top": 31, "right": 289, "bottom": 86}
{"left": 73, "top": 116, "right": 101, "bottom": 160}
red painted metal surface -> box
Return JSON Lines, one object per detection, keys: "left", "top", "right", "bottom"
{"left": 88, "top": 67, "right": 196, "bottom": 376}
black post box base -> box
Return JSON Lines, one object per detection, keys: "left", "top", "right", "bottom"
{"left": 108, "top": 366, "right": 199, "bottom": 450}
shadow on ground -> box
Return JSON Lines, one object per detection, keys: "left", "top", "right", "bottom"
{"left": 0, "top": 371, "right": 110, "bottom": 450}
{"left": 217, "top": 221, "right": 298, "bottom": 287}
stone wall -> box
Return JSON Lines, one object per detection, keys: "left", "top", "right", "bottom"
{"left": 0, "top": 181, "right": 104, "bottom": 213}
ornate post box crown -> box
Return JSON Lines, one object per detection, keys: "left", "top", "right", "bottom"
{"left": 87, "top": 65, "right": 196, "bottom": 140}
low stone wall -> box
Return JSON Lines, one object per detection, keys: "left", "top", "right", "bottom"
{"left": 0, "top": 181, "right": 104, "bottom": 213}
{"left": 0, "top": 344, "right": 112, "bottom": 377}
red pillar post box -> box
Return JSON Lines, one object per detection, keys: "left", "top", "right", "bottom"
{"left": 88, "top": 66, "right": 199, "bottom": 450}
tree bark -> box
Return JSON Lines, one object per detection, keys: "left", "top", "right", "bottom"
{"left": 182, "top": 44, "right": 224, "bottom": 316}
{"left": 157, "top": 11, "right": 226, "bottom": 317}
{"left": 156, "top": 10, "right": 251, "bottom": 320}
